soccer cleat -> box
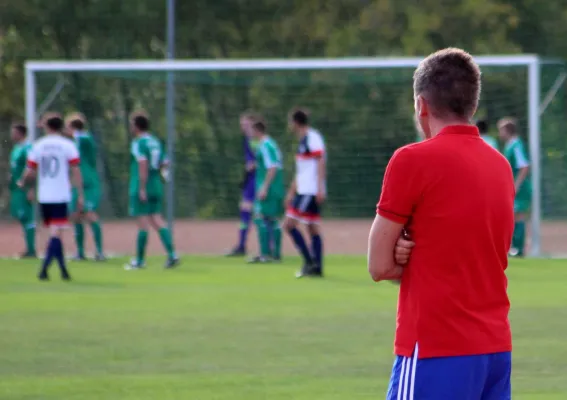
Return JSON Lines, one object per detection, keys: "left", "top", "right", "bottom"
{"left": 247, "top": 255, "right": 272, "bottom": 264}
{"left": 38, "top": 272, "right": 49, "bottom": 281}
{"left": 61, "top": 273, "right": 72, "bottom": 281}
{"left": 508, "top": 247, "right": 523, "bottom": 258}
{"left": 94, "top": 253, "right": 107, "bottom": 262}
{"left": 272, "top": 255, "right": 282, "bottom": 263}
{"left": 124, "top": 259, "right": 145, "bottom": 270}
{"left": 18, "top": 251, "right": 37, "bottom": 259}
{"left": 71, "top": 254, "right": 88, "bottom": 262}
{"left": 164, "top": 257, "right": 180, "bottom": 269}
{"left": 295, "top": 263, "right": 323, "bottom": 278}
{"left": 225, "top": 247, "right": 246, "bottom": 257}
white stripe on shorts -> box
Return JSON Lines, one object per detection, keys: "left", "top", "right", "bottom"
{"left": 397, "top": 357, "right": 407, "bottom": 400}
{"left": 398, "top": 343, "right": 419, "bottom": 400}
{"left": 298, "top": 195, "right": 311, "bottom": 212}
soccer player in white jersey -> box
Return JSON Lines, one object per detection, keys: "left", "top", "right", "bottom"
{"left": 18, "top": 113, "right": 84, "bottom": 281}
{"left": 284, "top": 109, "right": 326, "bottom": 278}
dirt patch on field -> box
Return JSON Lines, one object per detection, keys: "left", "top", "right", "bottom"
{"left": 0, "top": 219, "right": 566, "bottom": 257}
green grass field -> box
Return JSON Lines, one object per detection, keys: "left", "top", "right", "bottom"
{"left": 0, "top": 256, "right": 566, "bottom": 399}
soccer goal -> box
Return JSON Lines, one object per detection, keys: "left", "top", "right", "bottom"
{"left": 25, "top": 56, "right": 567, "bottom": 257}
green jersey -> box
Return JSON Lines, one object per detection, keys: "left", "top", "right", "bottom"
{"left": 504, "top": 137, "right": 531, "bottom": 197}
{"left": 481, "top": 134, "right": 498, "bottom": 150}
{"left": 255, "top": 136, "right": 284, "bottom": 197}
{"left": 74, "top": 131, "right": 98, "bottom": 187}
{"left": 129, "top": 133, "right": 165, "bottom": 197}
{"left": 10, "top": 142, "right": 31, "bottom": 191}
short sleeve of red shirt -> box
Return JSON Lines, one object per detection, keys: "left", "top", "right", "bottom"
{"left": 377, "top": 147, "right": 421, "bottom": 225}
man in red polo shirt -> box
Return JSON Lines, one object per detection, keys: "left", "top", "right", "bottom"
{"left": 367, "top": 48, "right": 515, "bottom": 399}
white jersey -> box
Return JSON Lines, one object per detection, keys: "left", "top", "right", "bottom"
{"left": 27, "top": 134, "right": 80, "bottom": 204}
{"left": 295, "top": 128, "right": 326, "bottom": 195}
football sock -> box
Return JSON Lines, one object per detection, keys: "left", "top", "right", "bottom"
{"left": 238, "top": 210, "right": 252, "bottom": 250}
{"left": 74, "top": 223, "right": 85, "bottom": 257}
{"left": 311, "top": 234, "right": 323, "bottom": 269}
{"left": 514, "top": 221, "right": 526, "bottom": 255}
{"left": 158, "top": 227, "right": 176, "bottom": 259}
{"left": 272, "top": 221, "right": 282, "bottom": 259}
{"left": 40, "top": 237, "right": 56, "bottom": 276}
{"left": 23, "top": 222, "right": 36, "bottom": 254}
{"left": 52, "top": 237, "right": 69, "bottom": 277}
{"left": 136, "top": 230, "right": 148, "bottom": 264}
{"left": 90, "top": 221, "right": 104, "bottom": 255}
{"left": 288, "top": 227, "right": 313, "bottom": 264}
{"left": 254, "top": 218, "right": 270, "bottom": 257}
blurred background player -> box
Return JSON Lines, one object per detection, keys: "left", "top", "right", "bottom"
{"left": 9, "top": 123, "right": 36, "bottom": 258}
{"left": 226, "top": 112, "right": 258, "bottom": 257}
{"left": 19, "top": 113, "right": 83, "bottom": 281}
{"left": 498, "top": 117, "right": 531, "bottom": 257}
{"left": 284, "top": 109, "right": 326, "bottom": 278}
{"left": 65, "top": 113, "right": 105, "bottom": 261}
{"left": 125, "top": 112, "right": 179, "bottom": 270}
{"left": 248, "top": 118, "right": 284, "bottom": 263}
{"left": 476, "top": 119, "right": 498, "bottom": 149}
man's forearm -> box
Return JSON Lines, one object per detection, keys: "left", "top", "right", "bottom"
{"left": 317, "top": 158, "right": 326, "bottom": 193}
{"left": 515, "top": 167, "right": 529, "bottom": 190}
{"left": 138, "top": 162, "right": 148, "bottom": 191}
{"left": 263, "top": 168, "right": 276, "bottom": 191}
{"left": 287, "top": 179, "right": 297, "bottom": 197}
{"left": 72, "top": 167, "right": 84, "bottom": 196}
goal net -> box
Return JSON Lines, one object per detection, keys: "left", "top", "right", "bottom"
{"left": 24, "top": 56, "right": 567, "bottom": 257}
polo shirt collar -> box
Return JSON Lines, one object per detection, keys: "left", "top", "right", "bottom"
{"left": 436, "top": 125, "right": 480, "bottom": 137}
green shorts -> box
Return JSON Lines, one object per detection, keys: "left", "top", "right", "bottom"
{"left": 514, "top": 198, "right": 531, "bottom": 214}
{"left": 70, "top": 187, "right": 101, "bottom": 213}
{"left": 254, "top": 196, "right": 284, "bottom": 219}
{"left": 10, "top": 190, "right": 34, "bottom": 222}
{"left": 129, "top": 195, "right": 163, "bottom": 217}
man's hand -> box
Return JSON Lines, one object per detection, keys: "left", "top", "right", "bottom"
{"left": 395, "top": 235, "right": 415, "bottom": 266}
{"left": 245, "top": 161, "right": 255, "bottom": 172}
{"left": 76, "top": 194, "right": 84, "bottom": 212}
{"left": 26, "top": 189, "right": 35, "bottom": 203}
{"left": 16, "top": 179, "right": 24, "bottom": 189}
{"left": 316, "top": 190, "right": 326, "bottom": 205}
{"left": 139, "top": 189, "right": 147, "bottom": 202}
{"left": 258, "top": 186, "right": 268, "bottom": 201}
{"left": 285, "top": 192, "right": 294, "bottom": 208}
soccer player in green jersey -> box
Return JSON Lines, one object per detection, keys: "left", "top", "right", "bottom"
{"left": 9, "top": 123, "right": 36, "bottom": 258}
{"left": 65, "top": 113, "right": 105, "bottom": 261}
{"left": 125, "top": 112, "right": 179, "bottom": 270}
{"left": 248, "top": 118, "right": 285, "bottom": 263}
{"left": 476, "top": 119, "right": 498, "bottom": 150}
{"left": 498, "top": 118, "right": 531, "bottom": 257}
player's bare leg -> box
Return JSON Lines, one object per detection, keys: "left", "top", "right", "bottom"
{"left": 149, "top": 214, "right": 179, "bottom": 268}
{"left": 284, "top": 216, "right": 315, "bottom": 277}
{"left": 85, "top": 211, "right": 105, "bottom": 261}
{"left": 125, "top": 216, "right": 149, "bottom": 270}
{"left": 227, "top": 200, "right": 253, "bottom": 257}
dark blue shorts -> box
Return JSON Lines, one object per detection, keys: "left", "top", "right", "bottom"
{"left": 241, "top": 176, "right": 256, "bottom": 203}
{"left": 286, "top": 194, "right": 321, "bottom": 224}
{"left": 387, "top": 345, "right": 511, "bottom": 400}
{"left": 40, "top": 203, "right": 69, "bottom": 227}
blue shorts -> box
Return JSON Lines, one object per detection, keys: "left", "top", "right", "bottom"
{"left": 387, "top": 346, "right": 511, "bottom": 400}
{"left": 40, "top": 203, "right": 69, "bottom": 227}
{"left": 241, "top": 176, "right": 255, "bottom": 203}
{"left": 286, "top": 194, "right": 321, "bottom": 224}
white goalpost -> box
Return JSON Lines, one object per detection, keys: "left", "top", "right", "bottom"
{"left": 24, "top": 55, "right": 543, "bottom": 256}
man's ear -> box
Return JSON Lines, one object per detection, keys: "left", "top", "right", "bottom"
{"left": 417, "top": 95, "right": 429, "bottom": 117}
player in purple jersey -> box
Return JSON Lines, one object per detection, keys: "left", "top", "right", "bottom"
{"left": 226, "top": 112, "right": 259, "bottom": 256}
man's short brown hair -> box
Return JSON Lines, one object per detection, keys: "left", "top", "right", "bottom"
{"left": 413, "top": 48, "right": 481, "bottom": 120}
{"left": 240, "top": 110, "right": 261, "bottom": 123}
{"left": 497, "top": 117, "right": 518, "bottom": 136}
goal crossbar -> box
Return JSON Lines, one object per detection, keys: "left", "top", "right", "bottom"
{"left": 24, "top": 55, "right": 543, "bottom": 256}
{"left": 25, "top": 55, "right": 539, "bottom": 72}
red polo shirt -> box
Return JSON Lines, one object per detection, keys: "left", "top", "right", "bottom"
{"left": 377, "top": 125, "right": 515, "bottom": 359}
